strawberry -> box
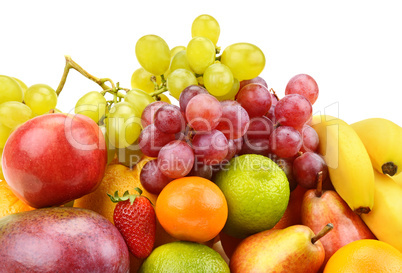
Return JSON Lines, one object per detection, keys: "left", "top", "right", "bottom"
{"left": 108, "top": 188, "right": 156, "bottom": 259}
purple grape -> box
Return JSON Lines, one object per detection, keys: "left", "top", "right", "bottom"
{"left": 300, "top": 125, "right": 319, "bottom": 153}
{"left": 138, "top": 124, "right": 175, "bottom": 157}
{"left": 141, "top": 101, "right": 169, "bottom": 128}
{"left": 192, "top": 129, "right": 228, "bottom": 165}
{"left": 179, "top": 85, "right": 209, "bottom": 112}
{"left": 236, "top": 83, "right": 272, "bottom": 118}
{"left": 187, "top": 160, "right": 213, "bottom": 180}
{"left": 293, "top": 152, "right": 328, "bottom": 189}
{"left": 240, "top": 138, "right": 270, "bottom": 157}
{"left": 239, "top": 76, "right": 268, "bottom": 91}
{"left": 154, "top": 104, "right": 185, "bottom": 134}
{"left": 275, "top": 94, "right": 312, "bottom": 129}
{"left": 224, "top": 139, "right": 237, "bottom": 161}
{"left": 215, "top": 100, "right": 250, "bottom": 140}
{"left": 157, "top": 140, "right": 195, "bottom": 178}
{"left": 140, "top": 159, "right": 173, "bottom": 194}
{"left": 285, "top": 74, "right": 319, "bottom": 105}
{"left": 244, "top": 116, "right": 274, "bottom": 141}
{"left": 186, "top": 93, "right": 222, "bottom": 132}
{"left": 269, "top": 126, "right": 302, "bottom": 158}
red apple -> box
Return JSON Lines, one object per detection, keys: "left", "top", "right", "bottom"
{"left": 2, "top": 113, "right": 107, "bottom": 208}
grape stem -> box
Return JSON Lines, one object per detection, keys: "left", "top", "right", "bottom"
{"left": 55, "top": 55, "right": 122, "bottom": 96}
{"left": 149, "top": 74, "right": 168, "bottom": 98}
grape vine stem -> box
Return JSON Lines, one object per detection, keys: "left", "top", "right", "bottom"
{"left": 55, "top": 55, "right": 115, "bottom": 96}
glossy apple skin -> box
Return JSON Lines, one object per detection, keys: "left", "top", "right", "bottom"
{"left": 2, "top": 113, "right": 107, "bottom": 208}
{"left": 301, "top": 189, "right": 376, "bottom": 269}
{"left": 230, "top": 225, "right": 324, "bottom": 273}
{"left": 0, "top": 207, "right": 129, "bottom": 273}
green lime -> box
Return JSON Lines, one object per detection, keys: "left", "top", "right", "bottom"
{"left": 214, "top": 154, "right": 290, "bottom": 238}
{"left": 138, "top": 241, "right": 230, "bottom": 273}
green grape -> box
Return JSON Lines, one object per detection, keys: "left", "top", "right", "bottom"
{"left": 106, "top": 102, "right": 142, "bottom": 149}
{"left": 170, "top": 45, "right": 186, "bottom": 57}
{"left": 0, "top": 123, "right": 12, "bottom": 149}
{"left": 215, "top": 78, "right": 240, "bottom": 101}
{"left": 135, "top": 35, "right": 170, "bottom": 76}
{"left": 221, "top": 43, "right": 266, "bottom": 81}
{"left": 75, "top": 91, "right": 107, "bottom": 124}
{"left": 186, "top": 36, "right": 216, "bottom": 74}
{"left": 124, "top": 89, "right": 155, "bottom": 115}
{"left": 12, "top": 77, "right": 28, "bottom": 95}
{"left": 169, "top": 50, "right": 193, "bottom": 74}
{"left": 0, "top": 101, "right": 33, "bottom": 129}
{"left": 191, "top": 14, "right": 220, "bottom": 46}
{"left": 24, "top": 84, "right": 58, "bottom": 115}
{"left": 0, "top": 75, "right": 23, "bottom": 104}
{"left": 130, "top": 67, "right": 161, "bottom": 93}
{"left": 167, "top": 68, "right": 198, "bottom": 100}
{"left": 116, "top": 140, "right": 143, "bottom": 168}
{"left": 203, "top": 63, "right": 234, "bottom": 96}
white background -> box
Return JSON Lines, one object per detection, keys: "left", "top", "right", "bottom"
{"left": 1, "top": 0, "right": 401, "bottom": 126}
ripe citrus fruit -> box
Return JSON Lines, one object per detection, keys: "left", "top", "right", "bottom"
{"left": 139, "top": 241, "right": 230, "bottom": 273}
{"left": 324, "top": 239, "right": 402, "bottom": 273}
{"left": 213, "top": 154, "right": 290, "bottom": 238}
{"left": 0, "top": 179, "right": 34, "bottom": 217}
{"left": 155, "top": 176, "right": 228, "bottom": 243}
{"left": 74, "top": 158, "right": 157, "bottom": 223}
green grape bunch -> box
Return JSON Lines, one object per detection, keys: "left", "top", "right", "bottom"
{"left": 131, "top": 13, "right": 266, "bottom": 102}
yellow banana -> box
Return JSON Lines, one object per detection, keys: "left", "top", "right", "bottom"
{"left": 392, "top": 172, "right": 402, "bottom": 187}
{"left": 351, "top": 118, "right": 402, "bottom": 176}
{"left": 361, "top": 170, "right": 402, "bottom": 252}
{"left": 311, "top": 115, "right": 374, "bottom": 214}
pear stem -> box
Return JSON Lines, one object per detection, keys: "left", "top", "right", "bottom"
{"left": 311, "top": 223, "right": 334, "bottom": 244}
{"left": 315, "top": 171, "right": 323, "bottom": 197}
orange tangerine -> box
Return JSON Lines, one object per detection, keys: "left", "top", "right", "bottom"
{"left": 0, "top": 179, "right": 34, "bottom": 217}
{"left": 324, "top": 239, "right": 402, "bottom": 273}
{"left": 155, "top": 176, "right": 228, "bottom": 243}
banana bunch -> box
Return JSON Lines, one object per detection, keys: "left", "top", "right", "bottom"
{"left": 351, "top": 118, "right": 402, "bottom": 177}
{"left": 311, "top": 115, "right": 375, "bottom": 214}
{"left": 360, "top": 170, "right": 402, "bottom": 252}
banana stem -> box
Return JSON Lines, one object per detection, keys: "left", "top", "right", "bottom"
{"left": 55, "top": 55, "right": 114, "bottom": 96}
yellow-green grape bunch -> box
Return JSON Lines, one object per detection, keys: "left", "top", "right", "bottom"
{"left": 167, "top": 68, "right": 198, "bottom": 100}
{"left": 105, "top": 102, "right": 142, "bottom": 149}
{"left": 0, "top": 75, "right": 24, "bottom": 104}
{"left": 130, "top": 67, "right": 161, "bottom": 93}
{"left": 124, "top": 89, "right": 155, "bottom": 115}
{"left": 135, "top": 34, "right": 170, "bottom": 76}
{"left": 75, "top": 91, "right": 107, "bottom": 124}
{"left": 220, "top": 42, "right": 266, "bottom": 81}
{"left": 169, "top": 50, "right": 193, "bottom": 75}
{"left": 186, "top": 36, "right": 216, "bottom": 75}
{"left": 191, "top": 14, "right": 220, "bottom": 46}
{"left": 12, "top": 77, "right": 28, "bottom": 95}
{"left": 214, "top": 78, "right": 240, "bottom": 101}
{"left": 203, "top": 63, "right": 234, "bottom": 97}
{"left": 0, "top": 102, "right": 33, "bottom": 130}
{"left": 24, "top": 84, "right": 58, "bottom": 116}
{"left": 170, "top": 46, "right": 186, "bottom": 58}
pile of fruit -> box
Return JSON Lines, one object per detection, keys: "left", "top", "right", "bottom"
{"left": 1, "top": 14, "right": 402, "bottom": 273}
